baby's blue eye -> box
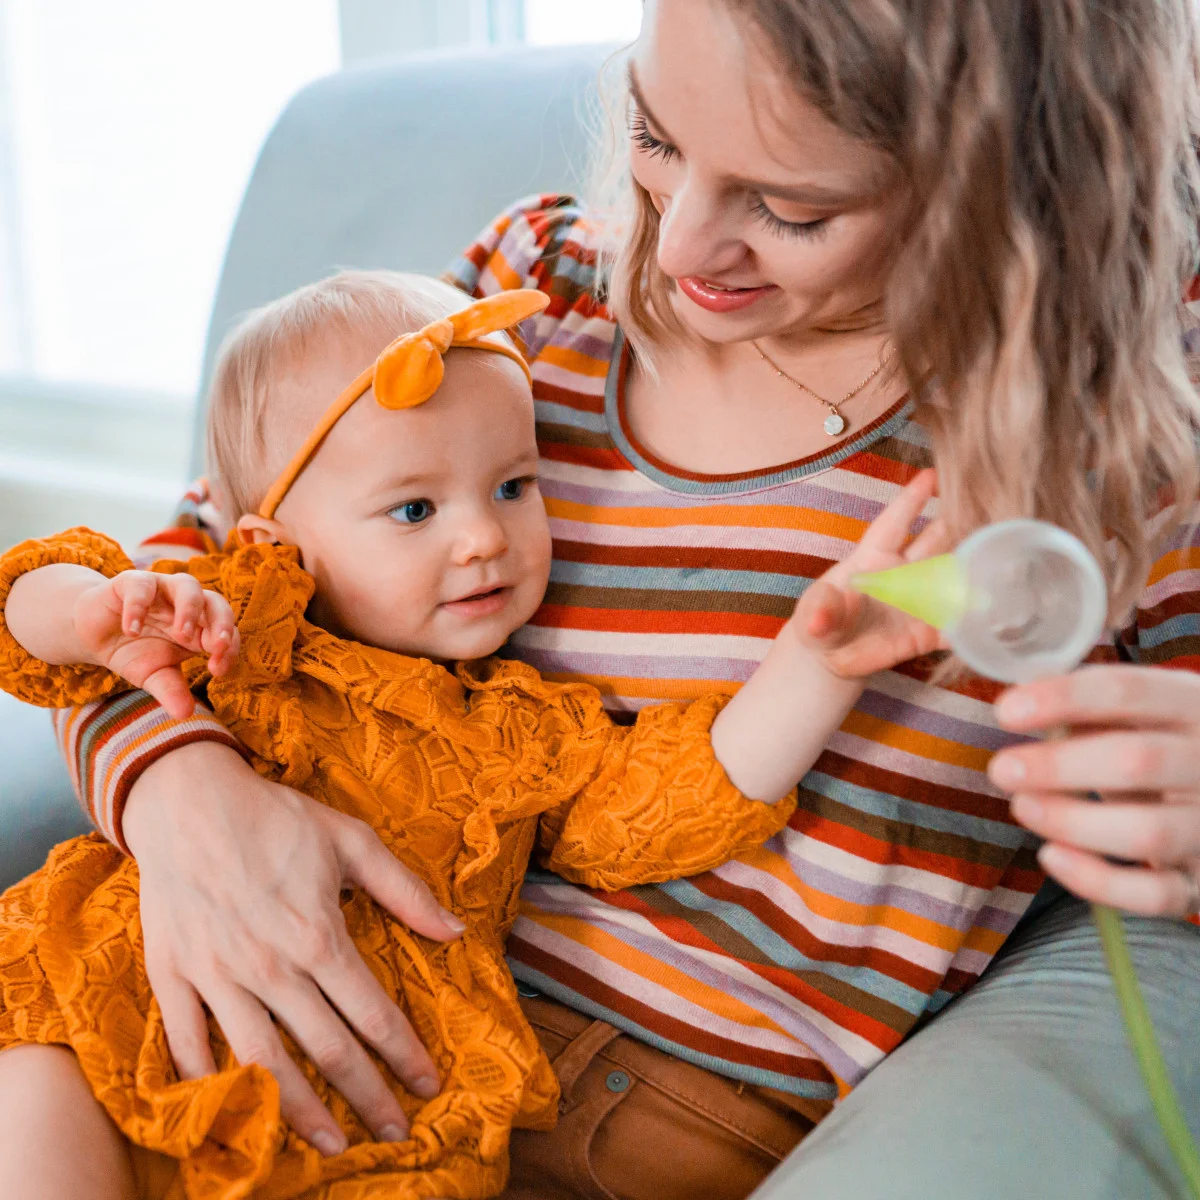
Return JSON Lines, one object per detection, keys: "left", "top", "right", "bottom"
{"left": 495, "top": 477, "right": 531, "bottom": 501}
{"left": 390, "top": 499, "right": 433, "bottom": 524}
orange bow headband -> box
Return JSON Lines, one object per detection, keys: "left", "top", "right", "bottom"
{"left": 257, "top": 288, "right": 550, "bottom": 520}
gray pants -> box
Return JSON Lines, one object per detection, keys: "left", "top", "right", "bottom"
{"left": 755, "top": 893, "right": 1200, "bottom": 1200}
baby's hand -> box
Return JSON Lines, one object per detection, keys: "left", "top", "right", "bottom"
{"left": 72, "top": 570, "right": 239, "bottom": 719}
{"left": 787, "top": 469, "right": 949, "bottom": 679}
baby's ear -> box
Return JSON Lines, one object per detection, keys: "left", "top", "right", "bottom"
{"left": 235, "top": 513, "right": 288, "bottom": 546}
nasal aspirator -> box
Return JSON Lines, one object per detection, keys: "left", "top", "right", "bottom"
{"left": 852, "top": 519, "right": 1200, "bottom": 1198}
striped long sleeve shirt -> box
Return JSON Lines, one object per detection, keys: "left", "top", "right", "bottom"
{"left": 62, "top": 195, "right": 1200, "bottom": 1107}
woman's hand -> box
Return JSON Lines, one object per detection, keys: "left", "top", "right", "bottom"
{"left": 124, "top": 742, "right": 466, "bottom": 1155}
{"left": 787, "top": 468, "right": 950, "bottom": 678}
{"left": 989, "top": 664, "right": 1200, "bottom": 917}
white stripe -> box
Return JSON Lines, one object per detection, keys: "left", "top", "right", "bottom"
{"left": 546, "top": 518, "right": 857, "bottom": 560}
{"left": 533, "top": 360, "right": 607, "bottom": 395}
{"left": 1141, "top": 567, "right": 1200, "bottom": 609}
{"left": 866, "top": 669, "right": 1000, "bottom": 728}
{"left": 826, "top": 729, "right": 999, "bottom": 795}
{"left": 769, "top": 825, "right": 999, "bottom": 912}
{"left": 517, "top": 907, "right": 881, "bottom": 1071}
{"left": 511, "top": 624, "right": 773, "bottom": 662}
{"left": 710, "top": 858, "right": 957, "bottom": 974}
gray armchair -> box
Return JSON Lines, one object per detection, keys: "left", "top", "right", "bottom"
{"left": 0, "top": 42, "right": 611, "bottom": 888}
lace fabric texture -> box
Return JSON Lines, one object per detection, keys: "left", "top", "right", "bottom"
{"left": 0, "top": 529, "right": 794, "bottom": 1199}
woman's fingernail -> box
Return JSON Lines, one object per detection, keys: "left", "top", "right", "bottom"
{"left": 990, "top": 756, "right": 1027, "bottom": 787}
{"left": 1011, "top": 794, "right": 1042, "bottom": 823}
{"left": 310, "top": 1129, "right": 347, "bottom": 1157}
{"left": 378, "top": 1123, "right": 406, "bottom": 1143}
{"left": 1037, "top": 844, "right": 1066, "bottom": 873}
{"left": 181, "top": 621, "right": 195, "bottom": 638}
{"left": 439, "top": 907, "right": 466, "bottom": 934}
{"left": 129, "top": 620, "right": 141, "bottom": 634}
{"left": 997, "top": 693, "right": 1036, "bottom": 723}
{"left": 411, "top": 1073, "right": 440, "bottom": 1099}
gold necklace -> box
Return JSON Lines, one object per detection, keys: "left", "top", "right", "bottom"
{"left": 752, "top": 341, "right": 897, "bottom": 437}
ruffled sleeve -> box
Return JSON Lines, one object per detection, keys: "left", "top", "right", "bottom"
{"left": 459, "top": 659, "right": 796, "bottom": 892}
{"left": 0, "top": 527, "right": 134, "bottom": 708}
{"left": 536, "top": 692, "right": 797, "bottom": 891}
{"left": 172, "top": 540, "right": 317, "bottom": 790}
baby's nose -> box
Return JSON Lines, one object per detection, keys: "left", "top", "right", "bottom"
{"left": 453, "top": 512, "right": 509, "bottom": 562}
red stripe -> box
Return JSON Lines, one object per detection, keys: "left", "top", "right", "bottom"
{"left": 530, "top": 604, "right": 784, "bottom": 638}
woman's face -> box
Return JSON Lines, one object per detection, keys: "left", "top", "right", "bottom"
{"left": 629, "top": 0, "right": 906, "bottom": 345}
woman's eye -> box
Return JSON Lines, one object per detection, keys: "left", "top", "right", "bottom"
{"left": 629, "top": 110, "right": 679, "bottom": 164}
{"left": 749, "top": 197, "right": 829, "bottom": 241}
{"left": 389, "top": 499, "right": 434, "bottom": 524}
{"left": 495, "top": 477, "right": 533, "bottom": 502}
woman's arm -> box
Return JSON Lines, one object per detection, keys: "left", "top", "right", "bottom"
{"left": 121, "top": 741, "right": 466, "bottom": 1153}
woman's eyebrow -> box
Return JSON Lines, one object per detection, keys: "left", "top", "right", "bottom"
{"left": 627, "top": 62, "right": 873, "bottom": 208}
{"left": 627, "top": 63, "right": 676, "bottom": 144}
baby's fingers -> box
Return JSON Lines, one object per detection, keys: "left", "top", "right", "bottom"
{"left": 859, "top": 469, "right": 937, "bottom": 555}
{"left": 141, "top": 664, "right": 197, "bottom": 722}
{"left": 111, "top": 571, "right": 162, "bottom": 637}
{"left": 199, "top": 593, "right": 239, "bottom": 676}
{"left": 795, "top": 580, "right": 858, "bottom": 650}
{"left": 166, "top": 574, "right": 207, "bottom": 647}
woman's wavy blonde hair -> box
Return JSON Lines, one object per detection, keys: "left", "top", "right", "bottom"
{"left": 596, "top": 0, "right": 1200, "bottom": 621}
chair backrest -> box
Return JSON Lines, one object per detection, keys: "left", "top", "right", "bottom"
{"left": 190, "top": 42, "right": 614, "bottom": 473}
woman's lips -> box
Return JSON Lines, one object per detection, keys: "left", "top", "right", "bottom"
{"left": 441, "top": 587, "right": 511, "bottom": 619}
{"left": 675, "top": 276, "right": 778, "bottom": 313}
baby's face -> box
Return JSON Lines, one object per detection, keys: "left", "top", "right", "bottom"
{"left": 266, "top": 339, "right": 551, "bottom": 662}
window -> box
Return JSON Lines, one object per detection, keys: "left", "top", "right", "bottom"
{"left": 0, "top": 1, "right": 639, "bottom": 548}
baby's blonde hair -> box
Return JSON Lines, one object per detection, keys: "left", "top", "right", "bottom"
{"left": 206, "top": 270, "right": 472, "bottom": 519}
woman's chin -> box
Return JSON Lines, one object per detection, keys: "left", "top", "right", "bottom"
{"left": 668, "top": 289, "right": 797, "bottom": 347}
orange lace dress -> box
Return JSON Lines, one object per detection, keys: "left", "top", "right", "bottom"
{"left": 0, "top": 530, "right": 795, "bottom": 1200}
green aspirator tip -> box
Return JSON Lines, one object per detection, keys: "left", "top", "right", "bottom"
{"left": 849, "top": 518, "right": 1107, "bottom": 685}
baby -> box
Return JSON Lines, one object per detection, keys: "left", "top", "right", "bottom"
{"left": 0, "top": 271, "right": 943, "bottom": 1199}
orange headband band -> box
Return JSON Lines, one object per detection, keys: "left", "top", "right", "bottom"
{"left": 257, "top": 288, "right": 550, "bottom": 520}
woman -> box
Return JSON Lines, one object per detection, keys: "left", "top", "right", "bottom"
{"left": 20, "top": 1, "right": 1200, "bottom": 1196}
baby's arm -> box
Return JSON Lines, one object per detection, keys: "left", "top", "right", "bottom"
{"left": 0, "top": 528, "right": 236, "bottom": 716}
{"left": 535, "top": 473, "right": 946, "bottom": 890}
{"left": 711, "top": 469, "right": 946, "bottom": 801}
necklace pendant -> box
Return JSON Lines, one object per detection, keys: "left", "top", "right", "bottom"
{"left": 823, "top": 410, "right": 846, "bottom": 437}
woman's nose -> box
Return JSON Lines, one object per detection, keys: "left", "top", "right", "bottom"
{"left": 654, "top": 179, "right": 744, "bottom": 281}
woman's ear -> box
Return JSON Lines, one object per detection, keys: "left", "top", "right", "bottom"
{"left": 235, "top": 513, "right": 289, "bottom": 546}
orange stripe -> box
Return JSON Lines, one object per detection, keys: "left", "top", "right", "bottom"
{"left": 731, "top": 847, "right": 969, "bottom": 952}
{"left": 484, "top": 245, "right": 524, "bottom": 291}
{"left": 538, "top": 343, "right": 611, "bottom": 379}
{"left": 841, "top": 709, "right": 994, "bottom": 773}
{"left": 1146, "top": 546, "right": 1200, "bottom": 587}
{"left": 536, "top": 671, "right": 738, "bottom": 702}
{"left": 545, "top": 498, "right": 868, "bottom": 538}
{"left": 528, "top": 910, "right": 800, "bottom": 1038}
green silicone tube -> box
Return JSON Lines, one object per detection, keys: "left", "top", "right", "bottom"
{"left": 1092, "top": 903, "right": 1200, "bottom": 1198}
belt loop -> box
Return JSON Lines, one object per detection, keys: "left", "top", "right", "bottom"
{"left": 551, "top": 1018, "right": 623, "bottom": 1104}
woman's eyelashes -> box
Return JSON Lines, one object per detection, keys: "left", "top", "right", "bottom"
{"left": 629, "top": 110, "right": 679, "bottom": 164}
{"left": 748, "top": 197, "right": 828, "bottom": 241}
{"left": 629, "top": 108, "right": 829, "bottom": 242}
